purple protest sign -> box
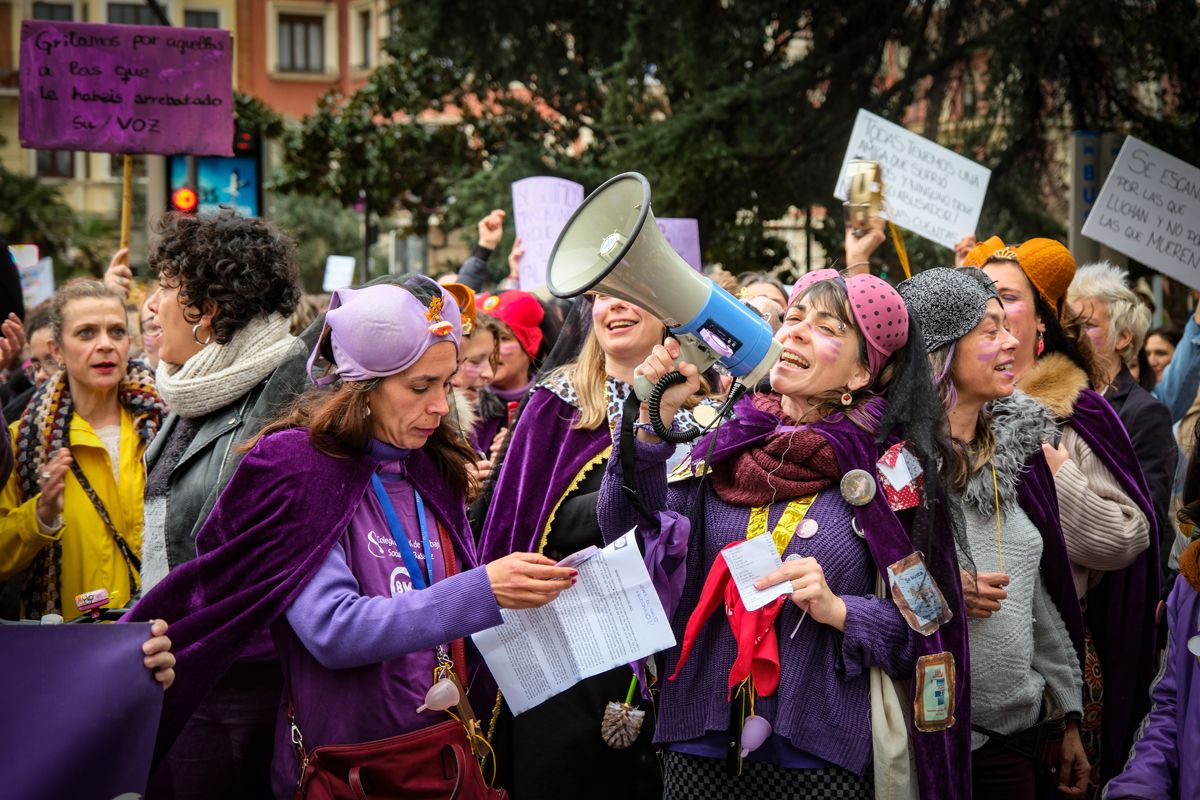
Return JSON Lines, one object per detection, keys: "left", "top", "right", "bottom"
{"left": 655, "top": 217, "right": 703, "bottom": 271}
{"left": 512, "top": 176, "right": 585, "bottom": 291}
{"left": 0, "top": 622, "right": 163, "bottom": 798}
{"left": 19, "top": 21, "right": 233, "bottom": 156}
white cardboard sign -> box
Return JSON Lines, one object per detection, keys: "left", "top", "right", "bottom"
{"left": 511, "top": 177, "right": 585, "bottom": 291}
{"left": 322, "top": 255, "right": 356, "bottom": 292}
{"left": 1082, "top": 136, "right": 1200, "bottom": 289}
{"left": 833, "top": 109, "right": 991, "bottom": 249}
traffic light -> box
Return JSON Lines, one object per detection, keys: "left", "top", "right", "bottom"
{"left": 172, "top": 187, "right": 198, "bottom": 214}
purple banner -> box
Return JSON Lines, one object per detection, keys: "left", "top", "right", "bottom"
{"left": 0, "top": 622, "right": 163, "bottom": 798}
{"left": 512, "top": 176, "right": 585, "bottom": 291}
{"left": 19, "top": 21, "right": 233, "bottom": 156}
{"left": 656, "top": 217, "right": 703, "bottom": 270}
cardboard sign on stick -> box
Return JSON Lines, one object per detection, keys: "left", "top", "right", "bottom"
{"left": 833, "top": 110, "right": 991, "bottom": 250}
{"left": 19, "top": 20, "right": 234, "bottom": 156}
{"left": 512, "top": 177, "right": 584, "bottom": 291}
{"left": 1082, "top": 137, "right": 1200, "bottom": 290}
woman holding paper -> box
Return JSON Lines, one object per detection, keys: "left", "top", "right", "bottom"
{"left": 128, "top": 276, "right": 574, "bottom": 799}
{"left": 897, "top": 267, "right": 1089, "bottom": 798}
{"left": 599, "top": 270, "right": 972, "bottom": 798}
{"left": 477, "top": 293, "right": 715, "bottom": 800}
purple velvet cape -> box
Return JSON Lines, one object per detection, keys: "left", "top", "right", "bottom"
{"left": 692, "top": 395, "right": 973, "bottom": 799}
{"left": 478, "top": 387, "right": 611, "bottom": 563}
{"left": 124, "top": 427, "right": 477, "bottom": 764}
{"left": 1067, "top": 388, "right": 1162, "bottom": 783}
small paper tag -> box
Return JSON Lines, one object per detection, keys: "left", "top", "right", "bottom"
{"left": 887, "top": 551, "right": 952, "bottom": 636}
{"left": 914, "top": 651, "right": 956, "bottom": 732}
{"left": 722, "top": 535, "right": 791, "bottom": 612}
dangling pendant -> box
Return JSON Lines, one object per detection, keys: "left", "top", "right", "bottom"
{"left": 739, "top": 714, "right": 772, "bottom": 757}
{"left": 601, "top": 673, "right": 645, "bottom": 749}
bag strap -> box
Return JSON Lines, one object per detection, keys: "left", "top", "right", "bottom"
{"left": 69, "top": 461, "right": 140, "bottom": 594}
{"left": 289, "top": 519, "right": 473, "bottom": 784}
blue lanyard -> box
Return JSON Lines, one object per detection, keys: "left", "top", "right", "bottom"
{"left": 370, "top": 474, "right": 435, "bottom": 590}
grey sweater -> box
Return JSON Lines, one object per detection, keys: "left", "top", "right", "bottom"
{"left": 958, "top": 499, "right": 1084, "bottom": 749}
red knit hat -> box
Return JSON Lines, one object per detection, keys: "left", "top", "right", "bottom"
{"left": 477, "top": 290, "right": 544, "bottom": 358}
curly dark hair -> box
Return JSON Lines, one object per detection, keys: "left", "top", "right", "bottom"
{"left": 149, "top": 209, "right": 301, "bottom": 344}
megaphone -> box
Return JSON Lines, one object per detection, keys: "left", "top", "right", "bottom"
{"left": 547, "top": 171, "right": 781, "bottom": 399}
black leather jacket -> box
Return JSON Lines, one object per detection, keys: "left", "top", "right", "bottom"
{"left": 145, "top": 339, "right": 310, "bottom": 568}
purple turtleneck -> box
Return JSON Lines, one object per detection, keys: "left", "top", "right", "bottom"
{"left": 270, "top": 438, "right": 502, "bottom": 799}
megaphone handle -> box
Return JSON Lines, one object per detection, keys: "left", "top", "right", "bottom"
{"left": 645, "top": 372, "right": 699, "bottom": 445}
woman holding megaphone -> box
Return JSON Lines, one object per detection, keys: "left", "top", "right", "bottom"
{"left": 477, "top": 292, "right": 717, "bottom": 800}
{"left": 597, "top": 270, "right": 972, "bottom": 798}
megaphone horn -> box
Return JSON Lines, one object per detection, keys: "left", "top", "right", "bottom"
{"left": 546, "top": 172, "right": 782, "bottom": 441}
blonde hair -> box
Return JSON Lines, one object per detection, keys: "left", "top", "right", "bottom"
{"left": 546, "top": 334, "right": 610, "bottom": 430}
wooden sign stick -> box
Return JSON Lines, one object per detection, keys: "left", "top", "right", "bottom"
{"left": 119, "top": 154, "right": 133, "bottom": 261}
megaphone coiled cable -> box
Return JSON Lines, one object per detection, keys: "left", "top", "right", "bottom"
{"left": 647, "top": 373, "right": 748, "bottom": 444}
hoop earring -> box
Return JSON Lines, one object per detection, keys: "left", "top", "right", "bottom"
{"left": 192, "top": 323, "right": 213, "bottom": 346}
{"left": 840, "top": 391, "right": 853, "bottom": 407}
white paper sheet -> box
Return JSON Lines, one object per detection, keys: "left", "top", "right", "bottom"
{"left": 472, "top": 531, "right": 675, "bottom": 715}
{"left": 722, "top": 534, "right": 792, "bottom": 611}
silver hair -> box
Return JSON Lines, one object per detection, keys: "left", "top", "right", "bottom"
{"left": 1067, "top": 262, "right": 1151, "bottom": 368}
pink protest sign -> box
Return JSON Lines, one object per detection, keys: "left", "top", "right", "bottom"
{"left": 512, "top": 177, "right": 585, "bottom": 291}
{"left": 656, "top": 217, "right": 703, "bottom": 270}
{"left": 19, "top": 20, "right": 233, "bottom": 156}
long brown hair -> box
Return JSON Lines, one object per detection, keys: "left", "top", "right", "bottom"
{"left": 244, "top": 381, "right": 480, "bottom": 501}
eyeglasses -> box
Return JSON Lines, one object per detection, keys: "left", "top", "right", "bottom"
{"left": 23, "top": 357, "right": 58, "bottom": 382}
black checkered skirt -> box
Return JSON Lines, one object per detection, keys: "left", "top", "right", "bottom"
{"left": 662, "top": 750, "right": 873, "bottom": 799}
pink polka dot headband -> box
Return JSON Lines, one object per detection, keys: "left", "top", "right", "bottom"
{"left": 787, "top": 269, "right": 909, "bottom": 378}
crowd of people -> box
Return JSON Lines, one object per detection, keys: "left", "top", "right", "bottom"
{"left": 0, "top": 206, "right": 1198, "bottom": 800}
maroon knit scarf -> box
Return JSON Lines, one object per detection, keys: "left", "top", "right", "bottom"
{"left": 710, "top": 393, "right": 841, "bottom": 506}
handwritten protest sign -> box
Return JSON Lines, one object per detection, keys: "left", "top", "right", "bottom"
{"left": 0, "top": 623, "right": 163, "bottom": 799}
{"left": 833, "top": 110, "right": 991, "bottom": 250}
{"left": 512, "top": 177, "right": 584, "bottom": 291}
{"left": 656, "top": 217, "right": 703, "bottom": 270}
{"left": 1082, "top": 137, "right": 1200, "bottom": 289}
{"left": 19, "top": 20, "right": 233, "bottom": 156}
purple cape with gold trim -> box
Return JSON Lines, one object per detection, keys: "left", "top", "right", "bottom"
{"left": 478, "top": 387, "right": 611, "bottom": 562}
{"left": 124, "top": 428, "right": 476, "bottom": 764}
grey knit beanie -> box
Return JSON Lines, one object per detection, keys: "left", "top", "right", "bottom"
{"left": 897, "top": 267, "right": 999, "bottom": 353}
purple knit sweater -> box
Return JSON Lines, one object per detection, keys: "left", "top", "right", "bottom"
{"left": 598, "top": 430, "right": 917, "bottom": 777}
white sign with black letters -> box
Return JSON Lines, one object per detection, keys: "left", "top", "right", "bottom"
{"left": 1082, "top": 136, "right": 1200, "bottom": 289}
{"left": 834, "top": 109, "right": 991, "bottom": 250}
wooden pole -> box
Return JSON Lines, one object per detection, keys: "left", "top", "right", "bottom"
{"left": 119, "top": 154, "right": 133, "bottom": 263}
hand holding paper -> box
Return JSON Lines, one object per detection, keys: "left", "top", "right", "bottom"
{"left": 723, "top": 535, "right": 792, "bottom": 611}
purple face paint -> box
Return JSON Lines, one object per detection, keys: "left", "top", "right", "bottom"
{"left": 811, "top": 328, "right": 844, "bottom": 363}
{"left": 975, "top": 342, "right": 1000, "bottom": 362}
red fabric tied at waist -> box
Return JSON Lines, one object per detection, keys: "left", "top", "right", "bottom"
{"left": 669, "top": 540, "right": 786, "bottom": 699}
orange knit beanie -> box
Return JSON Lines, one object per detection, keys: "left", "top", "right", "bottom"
{"left": 1015, "top": 238, "right": 1076, "bottom": 313}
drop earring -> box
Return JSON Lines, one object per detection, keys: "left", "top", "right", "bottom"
{"left": 1036, "top": 332, "right": 1045, "bottom": 356}
{"left": 840, "top": 391, "right": 853, "bottom": 407}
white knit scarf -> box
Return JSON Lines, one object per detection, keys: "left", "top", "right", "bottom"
{"left": 155, "top": 313, "right": 298, "bottom": 418}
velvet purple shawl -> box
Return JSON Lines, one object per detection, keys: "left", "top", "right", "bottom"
{"left": 478, "top": 387, "right": 611, "bottom": 562}
{"left": 125, "top": 428, "right": 475, "bottom": 763}
{"left": 1068, "top": 388, "right": 1162, "bottom": 782}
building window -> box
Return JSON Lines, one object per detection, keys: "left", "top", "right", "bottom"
{"left": 358, "top": 9, "right": 372, "bottom": 68}
{"left": 109, "top": 154, "right": 147, "bottom": 180}
{"left": 108, "top": 3, "right": 164, "bottom": 25}
{"left": 279, "top": 14, "right": 325, "bottom": 73}
{"left": 184, "top": 10, "right": 220, "bottom": 28}
{"left": 37, "top": 150, "right": 74, "bottom": 179}
{"left": 32, "top": 2, "right": 73, "bottom": 20}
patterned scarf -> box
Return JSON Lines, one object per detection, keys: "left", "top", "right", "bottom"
{"left": 710, "top": 393, "right": 840, "bottom": 506}
{"left": 14, "top": 363, "right": 165, "bottom": 617}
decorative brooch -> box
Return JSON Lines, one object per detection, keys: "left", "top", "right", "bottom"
{"left": 483, "top": 295, "right": 501, "bottom": 311}
{"left": 426, "top": 296, "right": 453, "bottom": 336}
